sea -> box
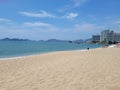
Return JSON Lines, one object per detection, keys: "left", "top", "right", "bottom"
{"left": 0, "top": 41, "right": 104, "bottom": 59}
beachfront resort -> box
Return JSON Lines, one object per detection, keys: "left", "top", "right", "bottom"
{"left": 92, "top": 30, "right": 120, "bottom": 44}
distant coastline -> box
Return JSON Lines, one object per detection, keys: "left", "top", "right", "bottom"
{"left": 0, "top": 37, "right": 89, "bottom": 44}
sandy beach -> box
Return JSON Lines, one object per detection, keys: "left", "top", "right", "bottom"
{"left": 0, "top": 47, "right": 120, "bottom": 90}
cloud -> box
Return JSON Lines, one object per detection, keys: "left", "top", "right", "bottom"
{"left": 19, "top": 10, "right": 56, "bottom": 18}
{"left": 59, "top": 0, "right": 88, "bottom": 12}
{"left": 63, "top": 13, "right": 79, "bottom": 19}
{"left": 71, "top": 0, "right": 88, "bottom": 7}
{"left": 0, "top": 23, "right": 58, "bottom": 40}
{"left": 0, "top": 22, "right": 104, "bottom": 40}
{"left": 0, "top": 18, "right": 11, "bottom": 22}
{"left": 114, "top": 20, "right": 120, "bottom": 24}
{"left": 109, "top": 20, "right": 120, "bottom": 32}
{"left": 74, "top": 23, "right": 103, "bottom": 33}
{"left": 24, "top": 22, "right": 52, "bottom": 27}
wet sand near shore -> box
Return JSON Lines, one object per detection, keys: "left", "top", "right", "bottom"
{"left": 0, "top": 47, "right": 120, "bottom": 90}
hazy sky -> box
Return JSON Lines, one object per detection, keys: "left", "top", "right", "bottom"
{"left": 0, "top": 0, "right": 120, "bottom": 40}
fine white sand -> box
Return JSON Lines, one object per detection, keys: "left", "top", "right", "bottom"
{"left": 0, "top": 47, "right": 120, "bottom": 90}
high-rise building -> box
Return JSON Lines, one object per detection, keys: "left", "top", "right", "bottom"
{"left": 100, "top": 30, "right": 120, "bottom": 43}
{"left": 114, "top": 33, "right": 120, "bottom": 42}
{"left": 92, "top": 35, "right": 100, "bottom": 42}
{"left": 100, "top": 30, "right": 110, "bottom": 42}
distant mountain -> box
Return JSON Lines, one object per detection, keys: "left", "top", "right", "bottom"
{"left": 73, "top": 39, "right": 84, "bottom": 44}
{"left": 0, "top": 38, "right": 31, "bottom": 41}
{"left": 46, "top": 39, "right": 68, "bottom": 42}
{"left": 0, "top": 38, "right": 92, "bottom": 43}
{"left": 38, "top": 40, "right": 45, "bottom": 42}
{"left": 46, "top": 39, "right": 85, "bottom": 44}
{"left": 84, "top": 38, "right": 92, "bottom": 43}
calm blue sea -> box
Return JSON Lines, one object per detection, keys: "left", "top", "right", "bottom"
{"left": 0, "top": 41, "right": 103, "bottom": 59}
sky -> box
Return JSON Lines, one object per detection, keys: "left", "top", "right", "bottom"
{"left": 0, "top": 0, "right": 120, "bottom": 40}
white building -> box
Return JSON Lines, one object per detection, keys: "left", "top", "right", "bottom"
{"left": 114, "top": 33, "right": 120, "bottom": 42}
{"left": 100, "top": 30, "right": 110, "bottom": 42}
{"left": 100, "top": 30, "right": 120, "bottom": 43}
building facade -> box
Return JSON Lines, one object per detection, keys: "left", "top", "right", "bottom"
{"left": 100, "top": 30, "right": 120, "bottom": 43}
{"left": 92, "top": 35, "right": 100, "bottom": 43}
{"left": 114, "top": 33, "right": 120, "bottom": 42}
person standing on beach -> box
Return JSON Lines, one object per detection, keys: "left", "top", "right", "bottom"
{"left": 87, "top": 47, "right": 89, "bottom": 50}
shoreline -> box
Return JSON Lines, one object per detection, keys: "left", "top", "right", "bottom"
{"left": 0, "top": 45, "right": 104, "bottom": 61}
{"left": 0, "top": 48, "right": 91, "bottom": 61}
{"left": 0, "top": 47, "right": 120, "bottom": 90}
{"left": 0, "top": 45, "right": 114, "bottom": 61}
{"left": 0, "top": 43, "right": 104, "bottom": 60}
